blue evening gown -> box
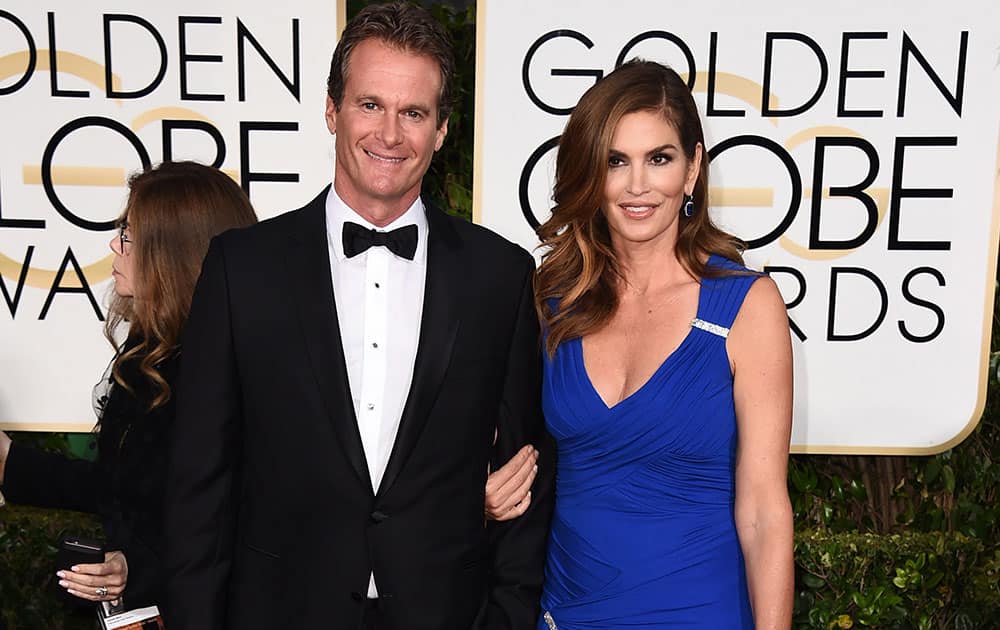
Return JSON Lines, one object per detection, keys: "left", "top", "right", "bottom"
{"left": 539, "top": 256, "right": 759, "bottom": 629}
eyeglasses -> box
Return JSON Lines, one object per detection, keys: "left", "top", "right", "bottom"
{"left": 117, "top": 219, "right": 132, "bottom": 253}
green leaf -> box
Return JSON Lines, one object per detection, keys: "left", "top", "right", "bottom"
{"left": 802, "top": 573, "right": 826, "bottom": 589}
{"left": 942, "top": 465, "right": 956, "bottom": 493}
{"left": 924, "top": 457, "right": 942, "bottom": 484}
{"left": 849, "top": 479, "right": 867, "bottom": 500}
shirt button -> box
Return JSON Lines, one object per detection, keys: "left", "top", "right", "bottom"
{"left": 374, "top": 282, "right": 380, "bottom": 288}
{"left": 367, "top": 403, "right": 375, "bottom": 411}
{"left": 372, "top": 342, "right": 378, "bottom": 348}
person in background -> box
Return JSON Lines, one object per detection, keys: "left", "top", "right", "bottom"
{"left": 0, "top": 161, "right": 257, "bottom": 608}
{"left": 498, "top": 60, "right": 794, "bottom": 629}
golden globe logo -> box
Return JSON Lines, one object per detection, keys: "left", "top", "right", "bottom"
{"left": 0, "top": 8, "right": 302, "bottom": 320}
{"left": 513, "top": 28, "right": 967, "bottom": 345}
{"left": 476, "top": 3, "right": 1000, "bottom": 452}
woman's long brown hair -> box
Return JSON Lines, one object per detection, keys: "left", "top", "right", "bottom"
{"left": 103, "top": 161, "right": 257, "bottom": 409}
{"left": 535, "top": 60, "right": 746, "bottom": 357}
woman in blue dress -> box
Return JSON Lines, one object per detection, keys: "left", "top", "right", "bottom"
{"left": 526, "top": 60, "right": 794, "bottom": 628}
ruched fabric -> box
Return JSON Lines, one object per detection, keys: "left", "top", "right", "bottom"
{"left": 539, "top": 256, "right": 759, "bottom": 629}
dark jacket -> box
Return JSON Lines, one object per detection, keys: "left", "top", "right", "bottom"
{"left": 163, "top": 191, "right": 555, "bottom": 630}
{"left": 3, "top": 343, "right": 177, "bottom": 608}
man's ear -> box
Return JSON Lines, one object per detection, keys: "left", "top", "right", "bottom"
{"left": 434, "top": 116, "right": 449, "bottom": 152}
{"left": 325, "top": 95, "right": 338, "bottom": 135}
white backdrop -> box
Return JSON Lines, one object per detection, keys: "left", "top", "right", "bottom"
{"left": 0, "top": 1, "right": 344, "bottom": 431}
{"left": 475, "top": 0, "right": 1000, "bottom": 453}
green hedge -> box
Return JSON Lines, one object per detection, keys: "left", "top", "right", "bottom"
{"left": 0, "top": 506, "right": 102, "bottom": 629}
{"left": 794, "top": 530, "right": 999, "bottom": 629}
{"left": 5, "top": 509, "right": 998, "bottom": 629}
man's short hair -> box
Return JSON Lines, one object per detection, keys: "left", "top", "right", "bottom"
{"left": 327, "top": 2, "right": 456, "bottom": 127}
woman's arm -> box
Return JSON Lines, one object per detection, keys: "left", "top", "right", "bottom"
{"left": 1, "top": 429, "right": 119, "bottom": 601}
{"left": 0, "top": 431, "right": 101, "bottom": 513}
{"left": 728, "top": 276, "right": 794, "bottom": 630}
{"left": 0, "top": 430, "right": 10, "bottom": 484}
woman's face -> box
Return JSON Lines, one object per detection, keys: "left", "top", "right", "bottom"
{"left": 109, "top": 217, "right": 136, "bottom": 297}
{"left": 601, "top": 109, "right": 701, "bottom": 251}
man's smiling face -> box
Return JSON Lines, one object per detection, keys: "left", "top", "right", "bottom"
{"left": 326, "top": 37, "right": 448, "bottom": 227}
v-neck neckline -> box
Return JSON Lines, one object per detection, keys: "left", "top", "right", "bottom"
{"left": 576, "top": 269, "right": 709, "bottom": 412}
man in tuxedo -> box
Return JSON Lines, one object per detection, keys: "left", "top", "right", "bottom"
{"left": 162, "top": 3, "right": 552, "bottom": 629}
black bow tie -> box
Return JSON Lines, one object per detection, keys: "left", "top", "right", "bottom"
{"left": 342, "top": 222, "right": 418, "bottom": 260}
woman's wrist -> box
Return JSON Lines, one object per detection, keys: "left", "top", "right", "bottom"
{"left": 0, "top": 430, "right": 11, "bottom": 486}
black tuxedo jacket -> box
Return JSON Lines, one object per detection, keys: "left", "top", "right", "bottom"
{"left": 163, "top": 189, "right": 554, "bottom": 629}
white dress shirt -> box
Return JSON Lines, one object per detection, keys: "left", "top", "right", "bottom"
{"left": 324, "top": 187, "right": 427, "bottom": 597}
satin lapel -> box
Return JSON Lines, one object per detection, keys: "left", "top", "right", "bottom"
{"left": 377, "top": 204, "right": 460, "bottom": 497}
{"left": 285, "top": 189, "right": 373, "bottom": 491}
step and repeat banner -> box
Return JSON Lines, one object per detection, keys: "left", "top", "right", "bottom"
{"left": 0, "top": 1, "right": 343, "bottom": 431}
{"left": 475, "top": 0, "right": 1000, "bottom": 453}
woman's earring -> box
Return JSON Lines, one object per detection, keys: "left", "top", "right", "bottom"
{"left": 683, "top": 194, "right": 695, "bottom": 218}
